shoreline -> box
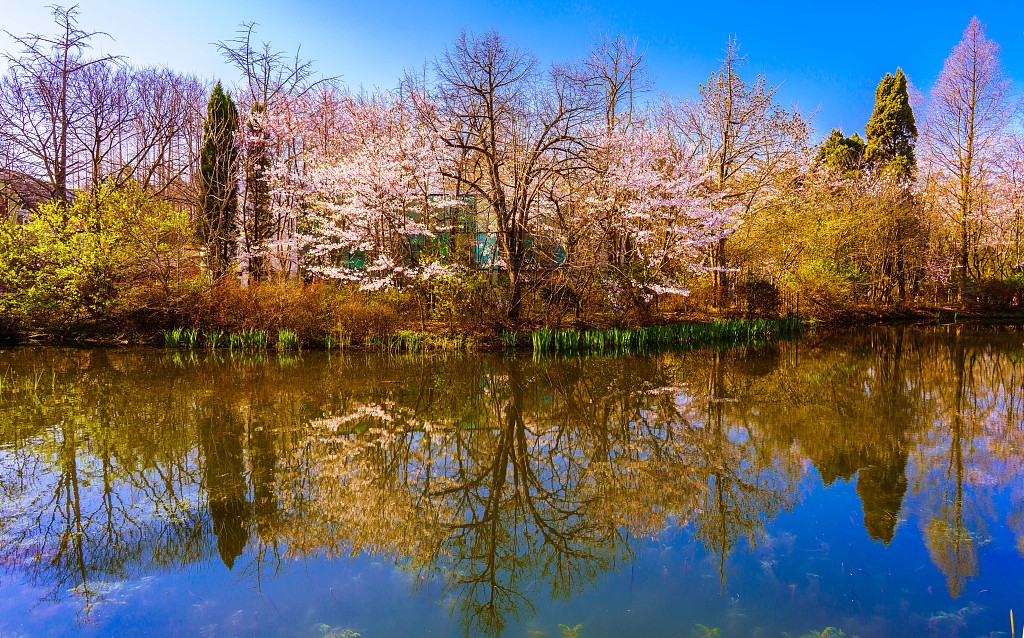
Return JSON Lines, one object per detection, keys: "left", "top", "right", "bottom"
{"left": 2, "top": 309, "right": 1020, "bottom": 351}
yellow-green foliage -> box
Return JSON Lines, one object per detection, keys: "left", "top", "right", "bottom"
{"left": 0, "top": 181, "right": 190, "bottom": 331}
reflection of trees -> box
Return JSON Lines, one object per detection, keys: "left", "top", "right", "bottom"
{"left": 0, "top": 351, "right": 210, "bottom": 618}
{"left": 198, "top": 400, "right": 249, "bottom": 569}
{"left": 277, "top": 357, "right": 711, "bottom": 636}
{"left": 751, "top": 329, "right": 927, "bottom": 544}
{"left": 914, "top": 327, "right": 989, "bottom": 597}
{"left": 2, "top": 328, "right": 1024, "bottom": 626}
{"left": 691, "top": 350, "right": 798, "bottom": 583}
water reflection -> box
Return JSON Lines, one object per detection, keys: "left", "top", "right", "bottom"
{"left": 1, "top": 325, "right": 1023, "bottom": 635}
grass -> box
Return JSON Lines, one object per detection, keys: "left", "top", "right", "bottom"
{"left": 366, "top": 330, "right": 476, "bottom": 354}
{"left": 162, "top": 327, "right": 199, "bottom": 348}
{"left": 501, "top": 330, "right": 519, "bottom": 350}
{"left": 229, "top": 328, "right": 269, "bottom": 351}
{"left": 277, "top": 329, "right": 300, "bottom": 351}
{"left": 530, "top": 317, "right": 805, "bottom": 356}
{"left": 162, "top": 327, "right": 181, "bottom": 348}
{"left": 204, "top": 330, "right": 226, "bottom": 349}
{"left": 323, "top": 329, "right": 352, "bottom": 352}
{"left": 155, "top": 316, "right": 803, "bottom": 353}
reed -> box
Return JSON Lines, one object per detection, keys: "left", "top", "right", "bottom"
{"left": 323, "top": 329, "right": 352, "bottom": 352}
{"left": 229, "top": 328, "right": 269, "bottom": 351}
{"left": 182, "top": 328, "right": 199, "bottom": 348}
{"left": 530, "top": 317, "right": 805, "bottom": 355}
{"left": 161, "top": 327, "right": 200, "bottom": 348}
{"left": 277, "top": 329, "right": 300, "bottom": 351}
{"left": 501, "top": 330, "right": 519, "bottom": 350}
{"left": 374, "top": 330, "right": 475, "bottom": 353}
{"left": 162, "top": 327, "right": 182, "bottom": 348}
{"left": 204, "top": 330, "right": 226, "bottom": 349}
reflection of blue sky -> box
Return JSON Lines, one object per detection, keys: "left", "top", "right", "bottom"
{"left": 4, "top": 471, "right": 1020, "bottom": 637}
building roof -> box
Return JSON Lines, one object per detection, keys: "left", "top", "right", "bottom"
{"left": 0, "top": 169, "right": 54, "bottom": 212}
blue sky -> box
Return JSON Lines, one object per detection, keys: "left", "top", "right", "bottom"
{"left": 3, "top": 1, "right": 1022, "bottom": 139}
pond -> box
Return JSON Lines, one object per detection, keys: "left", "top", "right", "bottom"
{"left": 1, "top": 326, "right": 1022, "bottom": 637}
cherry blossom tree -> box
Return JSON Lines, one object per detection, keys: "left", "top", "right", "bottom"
{"left": 585, "top": 121, "right": 738, "bottom": 312}
{"left": 298, "top": 96, "right": 458, "bottom": 290}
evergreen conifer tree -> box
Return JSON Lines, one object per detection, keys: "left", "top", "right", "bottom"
{"left": 198, "top": 82, "right": 240, "bottom": 280}
{"left": 865, "top": 69, "right": 917, "bottom": 176}
{"left": 817, "top": 128, "right": 866, "bottom": 175}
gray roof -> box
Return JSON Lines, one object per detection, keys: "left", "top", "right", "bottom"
{"left": 0, "top": 169, "right": 54, "bottom": 211}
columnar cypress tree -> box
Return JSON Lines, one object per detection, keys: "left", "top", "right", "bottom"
{"left": 198, "top": 82, "right": 240, "bottom": 281}
{"left": 864, "top": 69, "right": 917, "bottom": 176}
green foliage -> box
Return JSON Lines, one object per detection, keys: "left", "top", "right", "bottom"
{"left": 277, "top": 328, "right": 300, "bottom": 351}
{"left": 371, "top": 330, "right": 475, "bottom": 353}
{"left": 162, "top": 328, "right": 199, "bottom": 348}
{"left": 204, "top": 330, "right": 226, "bottom": 348}
{"left": 229, "top": 328, "right": 268, "bottom": 351}
{"left": 162, "top": 328, "right": 181, "bottom": 348}
{"left": 558, "top": 624, "right": 583, "bottom": 638}
{"left": 426, "top": 270, "right": 486, "bottom": 330}
{"left": 817, "top": 129, "right": 865, "bottom": 176}
{"left": 500, "top": 330, "right": 519, "bottom": 349}
{"left": 799, "top": 627, "right": 846, "bottom": 638}
{"left": 531, "top": 318, "right": 804, "bottom": 355}
{"left": 0, "top": 181, "right": 190, "bottom": 333}
{"left": 865, "top": 68, "right": 917, "bottom": 176}
{"left": 199, "top": 81, "right": 240, "bottom": 280}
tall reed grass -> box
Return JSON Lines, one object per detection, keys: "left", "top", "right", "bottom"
{"left": 530, "top": 317, "right": 804, "bottom": 355}
{"left": 229, "top": 328, "right": 269, "bottom": 351}
{"left": 162, "top": 327, "right": 199, "bottom": 348}
{"left": 366, "top": 330, "right": 476, "bottom": 354}
{"left": 277, "top": 329, "right": 300, "bottom": 351}
{"left": 204, "top": 330, "right": 226, "bottom": 349}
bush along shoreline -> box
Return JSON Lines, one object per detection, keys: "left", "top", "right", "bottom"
{"left": 0, "top": 276, "right": 1019, "bottom": 352}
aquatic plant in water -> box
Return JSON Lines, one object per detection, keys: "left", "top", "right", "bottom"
{"left": 161, "top": 327, "right": 181, "bottom": 348}
{"left": 278, "top": 329, "right": 300, "bottom": 351}
{"left": 530, "top": 317, "right": 805, "bottom": 355}
{"left": 317, "top": 624, "right": 359, "bottom": 638}
{"left": 692, "top": 624, "right": 721, "bottom": 638}
{"left": 799, "top": 628, "right": 846, "bottom": 638}
{"left": 501, "top": 330, "right": 518, "bottom": 349}
{"left": 558, "top": 623, "right": 583, "bottom": 638}
{"left": 204, "top": 330, "right": 226, "bottom": 348}
{"left": 229, "top": 329, "right": 269, "bottom": 351}
{"left": 373, "top": 330, "right": 475, "bottom": 353}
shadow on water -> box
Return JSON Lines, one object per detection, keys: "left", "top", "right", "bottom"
{"left": 1, "top": 324, "right": 1023, "bottom": 636}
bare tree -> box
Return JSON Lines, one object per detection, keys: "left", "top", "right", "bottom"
{"left": 583, "top": 34, "right": 650, "bottom": 135}
{"left": 420, "top": 30, "right": 593, "bottom": 323}
{"left": 925, "top": 17, "right": 1013, "bottom": 291}
{"left": 0, "top": 5, "right": 121, "bottom": 203}
{"left": 73, "top": 60, "right": 131, "bottom": 192}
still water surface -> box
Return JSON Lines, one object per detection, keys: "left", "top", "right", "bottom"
{"left": 1, "top": 326, "right": 1023, "bottom": 637}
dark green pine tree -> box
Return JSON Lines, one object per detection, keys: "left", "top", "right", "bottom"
{"left": 199, "top": 81, "right": 240, "bottom": 281}
{"left": 864, "top": 69, "right": 917, "bottom": 176}
{"left": 817, "top": 128, "right": 866, "bottom": 176}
